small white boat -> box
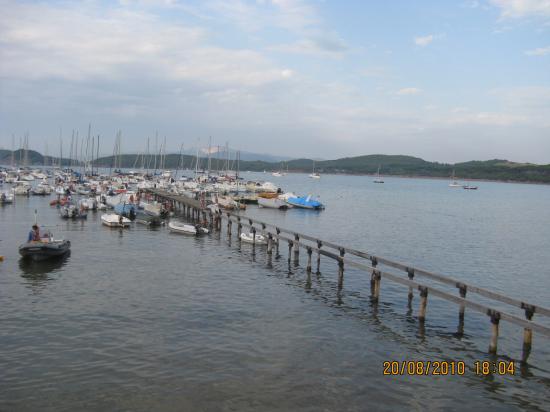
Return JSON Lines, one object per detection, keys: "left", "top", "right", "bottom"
{"left": 463, "top": 184, "right": 478, "bottom": 190}
{"left": 258, "top": 197, "right": 291, "bottom": 209}
{"left": 101, "top": 213, "right": 131, "bottom": 227}
{"left": 271, "top": 171, "right": 282, "bottom": 177}
{"left": 168, "top": 221, "right": 197, "bottom": 235}
{"left": 239, "top": 232, "right": 267, "bottom": 245}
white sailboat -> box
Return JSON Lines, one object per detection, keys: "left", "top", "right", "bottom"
{"left": 309, "top": 160, "right": 320, "bottom": 179}
{"left": 373, "top": 165, "right": 384, "bottom": 183}
{"left": 449, "top": 169, "right": 462, "bottom": 187}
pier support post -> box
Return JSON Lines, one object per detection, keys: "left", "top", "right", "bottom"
{"left": 275, "top": 228, "right": 281, "bottom": 257}
{"left": 522, "top": 305, "right": 534, "bottom": 362}
{"left": 288, "top": 241, "right": 293, "bottom": 264}
{"left": 407, "top": 268, "right": 415, "bottom": 306}
{"left": 488, "top": 310, "right": 501, "bottom": 354}
{"left": 316, "top": 241, "right": 322, "bottom": 274}
{"left": 293, "top": 234, "right": 300, "bottom": 265}
{"left": 237, "top": 217, "right": 242, "bottom": 237}
{"left": 337, "top": 248, "right": 345, "bottom": 290}
{"left": 267, "top": 234, "right": 273, "bottom": 255}
{"left": 306, "top": 247, "right": 312, "bottom": 273}
{"left": 370, "top": 257, "right": 378, "bottom": 294}
{"left": 418, "top": 286, "right": 428, "bottom": 323}
{"left": 457, "top": 284, "right": 467, "bottom": 336}
{"left": 227, "top": 213, "right": 232, "bottom": 236}
{"left": 372, "top": 269, "right": 381, "bottom": 302}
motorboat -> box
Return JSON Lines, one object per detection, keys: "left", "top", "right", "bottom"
{"left": 59, "top": 204, "right": 87, "bottom": 219}
{"left": 12, "top": 182, "right": 31, "bottom": 196}
{"left": 134, "top": 212, "right": 162, "bottom": 226}
{"left": 31, "top": 181, "right": 52, "bottom": 195}
{"left": 0, "top": 192, "right": 14, "bottom": 204}
{"left": 101, "top": 213, "right": 131, "bottom": 227}
{"left": 286, "top": 195, "right": 325, "bottom": 210}
{"left": 19, "top": 234, "right": 71, "bottom": 262}
{"left": 463, "top": 184, "right": 478, "bottom": 190}
{"left": 258, "top": 197, "right": 291, "bottom": 210}
{"left": 239, "top": 232, "right": 267, "bottom": 245}
{"left": 168, "top": 222, "right": 208, "bottom": 235}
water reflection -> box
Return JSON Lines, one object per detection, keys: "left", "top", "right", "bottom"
{"left": 19, "top": 252, "right": 70, "bottom": 276}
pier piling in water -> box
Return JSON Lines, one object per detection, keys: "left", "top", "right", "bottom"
{"left": 418, "top": 286, "right": 428, "bottom": 322}
{"left": 488, "top": 310, "right": 501, "bottom": 354}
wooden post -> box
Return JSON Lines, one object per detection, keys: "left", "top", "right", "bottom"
{"left": 227, "top": 213, "right": 232, "bottom": 236}
{"left": 418, "top": 286, "right": 428, "bottom": 323}
{"left": 407, "top": 268, "right": 415, "bottom": 305}
{"left": 275, "top": 228, "right": 281, "bottom": 257}
{"left": 293, "top": 234, "right": 300, "bottom": 264}
{"left": 372, "top": 269, "right": 381, "bottom": 302}
{"left": 337, "top": 248, "right": 345, "bottom": 290}
{"left": 488, "top": 310, "right": 500, "bottom": 354}
{"left": 252, "top": 226, "right": 256, "bottom": 248}
{"left": 306, "top": 247, "right": 312, "bottom": 273}
{"left": 288, "top": 240, "right": 293, "bottom": 264}
{"left": 522, "top": 305, "right": 534, "bottom": 362}
{"left": 370, "top": 257, "right": 378, "bottom": 294}
{"left": 267, "top": 233, "right": 273, "bottom": 255}
{"left": 237, "top": 217, "right": 242, "bottom": 237}
{"left": 316, "top": 240, "right": 322, "bottom": 274}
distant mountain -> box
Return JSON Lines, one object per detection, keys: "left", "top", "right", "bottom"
{"left": 2, "top": 149, "right": 549, "bottom": 184}
{"left": 0, "top": 149, "right": 76, "bottom": 167}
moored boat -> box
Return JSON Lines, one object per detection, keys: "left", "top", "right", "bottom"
{"left": 286, "top": 195, "right": 325, "bottom": 210}
{"left": 101, "top": 213, "right": 131, "bottom": 227}
{"left": 239, "top": 232, "right": 267, "bottom": 245}
{"left": 258, "top": 197, "right": 291, "bottom": 210}
{"left": 168, "top": 221, "right": 197, "bottom": 235}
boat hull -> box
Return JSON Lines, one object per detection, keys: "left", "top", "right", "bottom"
{"left": 19, "top": 240, "right": 71, "bottom": 261}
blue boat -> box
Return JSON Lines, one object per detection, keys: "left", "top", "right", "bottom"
{"left": 286, "top": 195, "right": 325, "bottom": 210}
{"left": 114, "top": 203, "right": 137, "bottom": 220}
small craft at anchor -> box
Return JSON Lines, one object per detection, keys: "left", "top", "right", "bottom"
{"left": 19, "top": 224, "right": 71, "bottom": 261}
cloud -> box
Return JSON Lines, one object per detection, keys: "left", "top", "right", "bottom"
{"left": 525, "top": 46, "right": 550, "bottom": 56}
{"left": 414, "top": 34, "right": 434, "bottom": 47}
{"left": 269, "top": 32, "right": 347, "bottom": 57}
{"left": 490, "top": 0, "right": 550, "bottom": 18}
{"left": 397, "top": 88, "right": 422, "bottom": 95}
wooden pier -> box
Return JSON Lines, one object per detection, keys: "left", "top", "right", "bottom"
{"left": 146, "top": 188, "right": 550, "bottom": 361}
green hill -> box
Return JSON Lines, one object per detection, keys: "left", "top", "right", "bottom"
{"left": 2, "top": 149, "right": 549, "bottom": 184}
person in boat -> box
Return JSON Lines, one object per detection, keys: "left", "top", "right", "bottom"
{"left": 27, "top": 225, "right": 41, "bottom": 242}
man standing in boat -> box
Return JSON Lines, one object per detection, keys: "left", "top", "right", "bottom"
{"left": 27, "top": 225, "right": 40, "bottom": 242}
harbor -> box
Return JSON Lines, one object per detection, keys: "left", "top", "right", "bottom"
{"left": 1, "top": 166, "right": 550, "bottom": 411}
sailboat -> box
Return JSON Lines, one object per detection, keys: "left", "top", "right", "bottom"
{"left": 373, "top": 165, "right": 384, "bottom": 183}
{"left": 449, "top": 169, "right": 462, "bottom": 187}
{"left": 309, "top": 160, "right": 320, "bottom": 179}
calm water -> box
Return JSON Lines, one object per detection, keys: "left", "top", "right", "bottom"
{"left": 1, "top": 173, "right": 549, "bottom": 411}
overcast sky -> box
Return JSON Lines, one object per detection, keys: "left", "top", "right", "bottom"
{"left": 1, "top": 0, "right": 549, "bottom": 163}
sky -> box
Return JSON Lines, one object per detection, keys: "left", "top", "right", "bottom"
{"left": 0, "top": 0, "right": 549, "bottom": 163}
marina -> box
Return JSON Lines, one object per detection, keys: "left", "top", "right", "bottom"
{"left": 1, "top": 167, "right": 549, "bottom": 411}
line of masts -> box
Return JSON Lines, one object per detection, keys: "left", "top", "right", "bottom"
{"left": 4, "top": 129, "right": 242, "bottom": 178}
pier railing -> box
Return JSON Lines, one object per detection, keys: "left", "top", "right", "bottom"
{"left": 146, "top": 189, "right": 550, "bottom": 361}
